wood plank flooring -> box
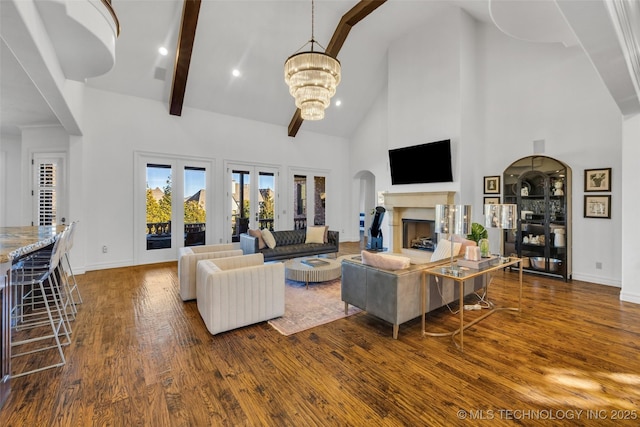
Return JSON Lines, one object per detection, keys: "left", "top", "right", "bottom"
{"left": 1, "top": 242, "right": 639, "bottom": 426}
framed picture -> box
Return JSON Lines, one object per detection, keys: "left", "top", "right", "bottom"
{"left": 584, "top": 168, "right": 611, "bottom": 192}
{"left": 584, "top": 195, "right": 611, "bottom": 219}
{"left": 484, "top": 176, "right": 500, "bottom": 194}
{"left": 484, "top": 197, "right": 500, "bottom": 205}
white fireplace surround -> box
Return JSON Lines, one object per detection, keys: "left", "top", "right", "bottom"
{"left": 382, "top": 192, "right": 455, "bottom": 260}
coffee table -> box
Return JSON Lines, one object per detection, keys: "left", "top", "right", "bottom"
{"left": 284, "top": 257, "right": 341, "bottom": 289}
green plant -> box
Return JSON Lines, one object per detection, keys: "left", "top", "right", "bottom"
{"left": 467, "top": 222, "right": 488, "bottom": 243}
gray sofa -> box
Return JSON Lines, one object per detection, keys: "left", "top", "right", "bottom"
{"left": 341, "top": 255, "right": 485, "bottom": 339}
{"left": 240, "top": 229, "right": 339, "bottom": 262}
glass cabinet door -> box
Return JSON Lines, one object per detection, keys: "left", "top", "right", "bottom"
{"left": 503, "top": 156, "right": 571, "bottom": 281}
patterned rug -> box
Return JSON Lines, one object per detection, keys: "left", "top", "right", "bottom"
{"left": 268, "top": 278, "right": 361, "bottom": 336}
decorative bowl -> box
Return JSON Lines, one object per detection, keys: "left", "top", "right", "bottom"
{"left": 530, "top": 257, "right": 562, "bottom": 272}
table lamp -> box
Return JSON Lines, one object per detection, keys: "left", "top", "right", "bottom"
{"left": 484, "top": 204, "right": 517, "bottom": 258}
{"left": 434, "top": 204, "right": 472, "bottom": 275}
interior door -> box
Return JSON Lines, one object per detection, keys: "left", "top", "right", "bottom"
{"left": 227, "top": 163, "right": 278, "bottom": 242}
{"left": 32, "top": 152, "right": 67, "bottom": 226}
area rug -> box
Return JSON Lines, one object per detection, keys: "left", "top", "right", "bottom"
{"left": 268, "top": 278, "right": 361, "bottom": 336}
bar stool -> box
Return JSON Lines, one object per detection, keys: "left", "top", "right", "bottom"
{"left": 62, "top": 221, "right": 83, "bottom": 307}
{"left": 10, "top": 230, "right": 71, "bottom": 377}
{"left": 16, "top": 224, "right": 78, "bottom": 321}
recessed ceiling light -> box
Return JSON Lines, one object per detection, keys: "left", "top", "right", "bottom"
{"left": 232, "top": 69, "right": 241, "bottom": 77}
{"left": 159, "top": 47, "right": 168, "bottom": 56}
{"left": 335, "top": 100, "right": 342, "bottom": 107}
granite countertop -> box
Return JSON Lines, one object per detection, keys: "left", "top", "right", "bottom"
{"left": 0, "top": 225, "right": 67, "bottom": 264}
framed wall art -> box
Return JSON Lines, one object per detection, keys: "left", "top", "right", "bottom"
{"left": 484, "top": 197, "right": 500, "bottom": 205}
{"left": 584, "top": 195, "right": 611, "bottom": 219}
{"left": 484, "top": 176, "right": 500, "bottom": 194}
{"left": 584, "top": 168, "right": 611, "bottom": 192}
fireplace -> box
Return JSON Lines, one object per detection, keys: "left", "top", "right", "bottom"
{"left": 402, "top": 219, "right": 437, "bottom": 251}
{"left": 380, "top": 191, "right": 455, "bottom": 259}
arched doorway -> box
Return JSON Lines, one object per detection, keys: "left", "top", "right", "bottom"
{"left": 353, "top": 170, "right": 376, "bottom": 247}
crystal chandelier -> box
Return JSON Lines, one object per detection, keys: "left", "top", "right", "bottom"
{"left": 284, "top": 0, "right": 341, "bottom": 121}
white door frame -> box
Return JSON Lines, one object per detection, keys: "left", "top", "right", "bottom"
{"left": 225, "top": 161, "right": 280, "bottom": 242}
{"left": 32, "top": 152, "right": 68, "bottom": 226}
{"left": 289, "top": 167, "right": 329, "bottom": 228}
{"left": 134, "top": 152, "right": 215, "bottom": 265}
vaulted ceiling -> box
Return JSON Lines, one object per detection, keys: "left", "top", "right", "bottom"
{"left": 1, "top": 0, "right": 639, "bottom": 138}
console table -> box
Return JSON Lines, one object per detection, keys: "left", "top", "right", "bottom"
{"left": 421, "top": 257, "right": 523, "bottom": 351}
{"left": 0, "top": 225, "right": 67, "bottom": 409}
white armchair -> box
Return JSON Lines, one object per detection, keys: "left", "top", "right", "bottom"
{"left": 196, "top": 253, "right": 285, "bottom": 335}
{"left": 178, "top": 244, "right": 243, "bottom": 301}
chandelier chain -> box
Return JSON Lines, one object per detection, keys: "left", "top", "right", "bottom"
{"left": 311, "top": 0, "right": 315, "bottom": 46}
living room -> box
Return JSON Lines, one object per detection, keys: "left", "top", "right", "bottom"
{"left": 2, "top": 1, "right": 638, "bottom": 298}
{"left": 1, "top": 0, "right": 640, "bottom": 424}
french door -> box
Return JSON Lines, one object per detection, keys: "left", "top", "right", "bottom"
{"left": 135, "top": 153, "right": 213, "bottom": 264}
{"left": 291, "top": 169, "right": 327, "bottom": 230}
{"left": 226, "top": 163, "right": 278, "bottom": 242}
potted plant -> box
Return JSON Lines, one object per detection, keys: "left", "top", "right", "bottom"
{"left": 467, "top": 222, "right": 490, "bottom": 258}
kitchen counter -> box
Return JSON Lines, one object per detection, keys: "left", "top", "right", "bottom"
{"left": 0, "top": 225, "right": 67, "bottom": 264}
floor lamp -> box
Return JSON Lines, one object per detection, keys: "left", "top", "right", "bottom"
{"left": 434, "top": 204, "right": 472, "bottom": 275}
{"left": 484, "top": 204, "right": 517, "bottom": 257}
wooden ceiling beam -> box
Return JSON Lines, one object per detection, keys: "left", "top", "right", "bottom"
{"left": 169, "top": 0, "right": 202, "bottom": 116}
{"left": 288, "top": 0, "right": 387, "bottom": 137}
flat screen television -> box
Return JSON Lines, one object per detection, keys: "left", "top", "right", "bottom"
{"left": 388, "top": 139, "right": 453, "bottom": 185}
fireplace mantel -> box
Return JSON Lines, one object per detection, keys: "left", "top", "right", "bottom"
{"left": 382, "top": 192, "right": 455, "bottom": 254}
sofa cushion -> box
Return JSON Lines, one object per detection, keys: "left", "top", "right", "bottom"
{"left": 305, "top": 226, "right": 326, "bottom": 244}
{"left": 248, "top": 228, "right": 266, "bottom": 249}
{"left": 262, "top": 228, "right": 276, "bottom": 249}
{"left": 361, "top": 250, "right": 411, "bottom": 271}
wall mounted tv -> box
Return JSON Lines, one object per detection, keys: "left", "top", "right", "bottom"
{"left": 388, "top": 139, "right": 453, "bottom": 185}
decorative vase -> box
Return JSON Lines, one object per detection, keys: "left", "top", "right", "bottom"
{"left": 479, "top": 238, "right": 490, "bottom": 258}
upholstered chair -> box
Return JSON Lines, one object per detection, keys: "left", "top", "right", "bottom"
{"left": 196, "top": 253, "right": 285, "bottom": 335}
{"left": 178, "top": 244, "right": 243, "bottom": 301}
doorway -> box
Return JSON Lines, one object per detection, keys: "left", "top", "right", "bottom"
{"left": 226, "top": 163, "right": 278, "bottom": 242}
{"left": 32, "top": 152, "right": 67, "bottom": 226}
{"left": 135, "top": 153, "right": 214, "bottom": 264}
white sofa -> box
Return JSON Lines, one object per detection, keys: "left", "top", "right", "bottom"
{"left": 196, "top": 253, "right": 285, "bottom": 335}
{"left": 178, "top": 244, "right": 243, "bottom": 301}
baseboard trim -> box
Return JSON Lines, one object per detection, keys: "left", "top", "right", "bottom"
{"left": 572, "top": 273, "right": 621, "bottom": 287}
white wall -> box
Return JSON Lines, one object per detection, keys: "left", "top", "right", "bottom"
{"left": 478, "top": 24, "right": 623, "bottom": 286}
{"left": 387, "top": 5, "right": 462, "bottom": 197}
{"left": 349, "top": 84, "right": 389, "bottom": 243}
{"left": 81, "top": 88, "right": 350, "bottom": 270}
{"left": 621, "top": 113, "right": 640, "bottom": 303}
{"left": 0, "top": 133, "right": 22, "bottom": 226}
{"left": 350, "top": 6, "right": 624, "bottom": 287}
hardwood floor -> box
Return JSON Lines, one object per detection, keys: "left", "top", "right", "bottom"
{"left": 1, "top": 242, "right": 639, "bottom": 426}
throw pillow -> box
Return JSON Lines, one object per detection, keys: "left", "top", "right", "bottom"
{"left": 361, "top": 250, "right": 410, "bottom": 271}
{"left": 248, "top": 228, "right": 266, "bottom": 249}
{"left": 261, "top": 228, "right": 276, "bottom": 249}
{"left": 305, "top": 226, "right": 326, "bottom": 244}
{"left": 452, "top": 235, "right": 477, "bottom": 255}
{"left": 431, "top": 241, "right": 462, "bottom": 262}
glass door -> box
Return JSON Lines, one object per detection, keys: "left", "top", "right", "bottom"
{"left": 136, "top": 153, "right": 213, "bottom": 264}
{"left": 227, "top": 163, "right": 278, "bottom": 242}
{"left": 291, "top": 170, "right": 328, "bottom": 230}
{"left": 183, "top": 166, "right": 207, "bottom": 246}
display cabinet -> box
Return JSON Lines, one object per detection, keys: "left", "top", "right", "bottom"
{"left": 503, "top": 156, "right": 571, "bottom": 281}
